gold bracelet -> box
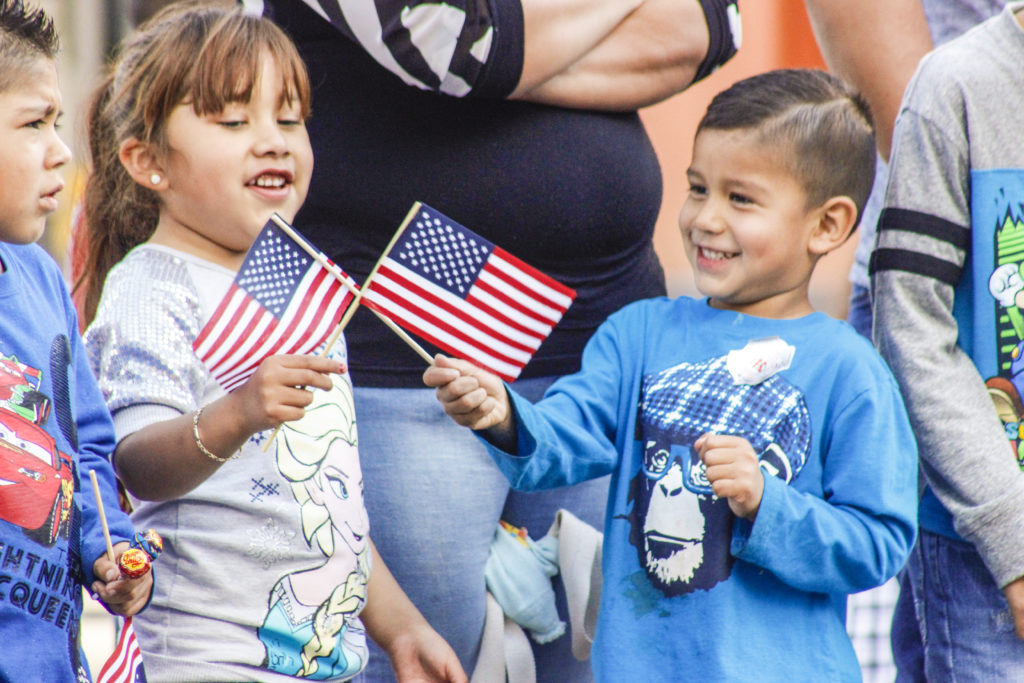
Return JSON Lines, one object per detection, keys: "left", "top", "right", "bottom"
{"left": 192, "top": 407, "right": 239, "bottom": 463}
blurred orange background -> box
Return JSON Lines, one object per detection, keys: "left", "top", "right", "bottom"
{"left": 640, "top": 0, "right": 855, "bottom": 317}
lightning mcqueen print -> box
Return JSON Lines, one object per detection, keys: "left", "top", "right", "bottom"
{"left": 0, "top": 405, "right": 73, "bottom": 547}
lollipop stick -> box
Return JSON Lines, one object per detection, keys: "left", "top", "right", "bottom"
{"left": 89, "top": 470, "right": 116, "bottom": 563}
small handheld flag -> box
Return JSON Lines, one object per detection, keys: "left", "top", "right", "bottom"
{"left": 362, "top": 203, "right": 576, "bottom": 381}
{"left": 96, "top": 616, "right": 144, "bottom": 683}
{"left": 192, "top": 216, "right": 359, "bottom": 392}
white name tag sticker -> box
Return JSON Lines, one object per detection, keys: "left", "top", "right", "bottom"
{"left": 726, "top": 337, "right": 795, "bottom": 385}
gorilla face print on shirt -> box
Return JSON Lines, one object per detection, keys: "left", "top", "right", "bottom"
{"left": 627, "top": 349, "right": 812, "bottom": 597}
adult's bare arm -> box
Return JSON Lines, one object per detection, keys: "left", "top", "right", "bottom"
{"left": 285, "top": 0, "right": 734, "bottom": 111}
{"left": 804, "top": 0, "right": 932, "bottom": 159}
{"left": 513, "top": 0, "right": 720, "bottom": 110}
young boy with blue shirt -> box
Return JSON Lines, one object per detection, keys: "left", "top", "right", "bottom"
{"left": 423, "top": 68, "right": 918, "bottom": 681}
{"left": 0, "top": 2, "right": 153, "bottom": 680}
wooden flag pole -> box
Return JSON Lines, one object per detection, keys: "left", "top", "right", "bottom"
{"left": 269, "top": 211, "right": 431, "bottom": 362}
{"left": 263, "top": 214, "right": 366, "bottom": 451}
{"left": 89, "top": 470, "right": 116, "bottom": 563}
{"left": 359, "top": 202, "right": 421, "bottom": 297}
{"left": 351, "top": 202, "right": 434, "bottom": 362}
{"left": 270, "top": 213, "right": 362, "bottom": 356}
{"left": 261, "top": 208, "right": 432, "bottom": 451}
{"left": 369, "top": 309, "right": 434, "bottom": 364}
{"left": 270, "top": 213, "right": 361, "bottom": 300}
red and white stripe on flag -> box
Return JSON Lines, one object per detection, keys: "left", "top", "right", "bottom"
{"left": 96, "top": 616, "right": 143, "bottom": 683}
{"left": 361, "top": 204, "right": 575, "bottom": 382}
{"left": 192, "top": 218, "right": 357, "bottom": 392}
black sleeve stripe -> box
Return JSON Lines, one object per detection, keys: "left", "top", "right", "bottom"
{"left": 878, "top": 207, "right": 969, "bottom": 250}
{"left": 693, "top": 0, "right": 740, "bottom": 83}
{"left": 869, "top": 248, "right": 961, "bottom": 286}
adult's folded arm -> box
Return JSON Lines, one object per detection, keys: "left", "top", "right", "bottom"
{"left": 291, "top": 0, "right": 739, "bottom": 110}
{"left": 513, "top": 0, "right": 725, "bottom": 109}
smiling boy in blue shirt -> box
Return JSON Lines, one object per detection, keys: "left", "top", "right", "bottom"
{"left": 424, "top": 68, "right": 918, "bottom": 681}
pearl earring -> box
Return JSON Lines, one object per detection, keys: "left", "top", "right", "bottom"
{"left": 150, "top": 173, "right": 162, "bottom": 185}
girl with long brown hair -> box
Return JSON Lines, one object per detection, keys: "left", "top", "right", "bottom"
{"left": 79, "top": 3, "right": 463, "bottom": 680}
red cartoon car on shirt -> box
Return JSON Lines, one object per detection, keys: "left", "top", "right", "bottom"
{"left": 0, "top": 405, "right": 73, "bottom": 547}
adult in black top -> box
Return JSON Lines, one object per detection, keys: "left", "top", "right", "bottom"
{"left": 264, "top": 0, "right": 740, "bottom": 680}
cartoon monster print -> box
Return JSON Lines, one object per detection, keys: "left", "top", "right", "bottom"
{"left": 627, "top": 351, "right": 811, "bottom": 597}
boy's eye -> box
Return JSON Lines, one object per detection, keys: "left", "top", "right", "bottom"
{"left": 218, "top": 120, "right": 246, "bottom": 128}
{"left": 729, "top": 192, "right": 753, "bottom": 205}
{"left": 278, "top": 118, "right": 303, "bottom": 127}
{"left": 688, "top": 184, "right": 707, "bottom": 197}
{"left": 25, "top": 119, "right": 60, "bottom": 132}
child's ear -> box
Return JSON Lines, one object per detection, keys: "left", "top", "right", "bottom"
{"left": 118, "top": 138, "right": 167, "bottom": 191}
{"left": 808, "top": 196, "right": 858, "bottom": 256}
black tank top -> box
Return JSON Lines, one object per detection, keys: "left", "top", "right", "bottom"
{"left": 267, "top": 0, "right": 666, "bottom": 386}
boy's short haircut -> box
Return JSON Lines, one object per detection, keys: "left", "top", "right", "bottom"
{"left": 697, "top": 68, "right": 877, "bottom": 222}
{"left": 0, "top": 0, "right": 58, "bottom": 93}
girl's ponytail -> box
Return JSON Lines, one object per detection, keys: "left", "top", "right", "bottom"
{"left": 74, "top": 71, "right": 159, "bottom": 326}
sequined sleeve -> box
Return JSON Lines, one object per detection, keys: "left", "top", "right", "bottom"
{"left": 84, "top": 249, "right": 210, "bottom": 436}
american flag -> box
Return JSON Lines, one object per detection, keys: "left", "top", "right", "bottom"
{"left": 96, "top": 617, "right": 145, "bottom": 683}
{"left": 193, "top": 217, "right": 358, "bottom": 391}
{"left": 361, "top": 203, "right": 575, "bottom": 381}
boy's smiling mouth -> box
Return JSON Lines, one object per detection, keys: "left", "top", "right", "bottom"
{"left": 698, "top": 246, "right": 738, "bottom": 261}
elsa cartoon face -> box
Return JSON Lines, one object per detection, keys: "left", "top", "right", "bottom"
{"left": 306, "top": 435, "right": 368, "bottom": 558}
{"left": 276, "top": 371, "right": 369, "bottom": 559}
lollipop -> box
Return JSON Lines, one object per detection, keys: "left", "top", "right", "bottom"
{"left": 118, "top": 547, "right": 152, "bottom": 579}
{"left": 133, "top": 528, "right": 163, "bottom": 560}
{"left": 117, "top": 528, "right": 164, "bottom": 578}
{"left": 88, "top": 471, "right": 163, "bottom": 579}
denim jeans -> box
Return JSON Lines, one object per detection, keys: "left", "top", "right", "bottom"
{"left": 353, "top": 379, "right": 608, "bottom": 683}
{"left": 893, "top": 529, "right": 1024, "bottom": 682}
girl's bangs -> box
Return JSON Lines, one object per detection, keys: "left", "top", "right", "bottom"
{"left": 189, "top": 15, "right": 311, "bottom": 117}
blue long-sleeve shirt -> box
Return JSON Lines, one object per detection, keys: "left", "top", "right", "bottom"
{"left": 0, "top": 243, "right": 135, "bottom": 683}
{"left": 485, "top": 297, "right": 918, "bottom": 681}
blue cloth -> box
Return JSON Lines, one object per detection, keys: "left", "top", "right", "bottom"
{"left": 354, "top": 377, "right": 605, "bottom": 682}
{"left": 485, "top": 297, "right": 918, "bottom": 682}
{"left": 0, "top": 243, "right": 135, "bottom": 683}
{"left": 484, "top": 523, "right": 565, "bottom": 644}
{"left": 893, "top": 530, "right": 1024, "bottom": 681}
